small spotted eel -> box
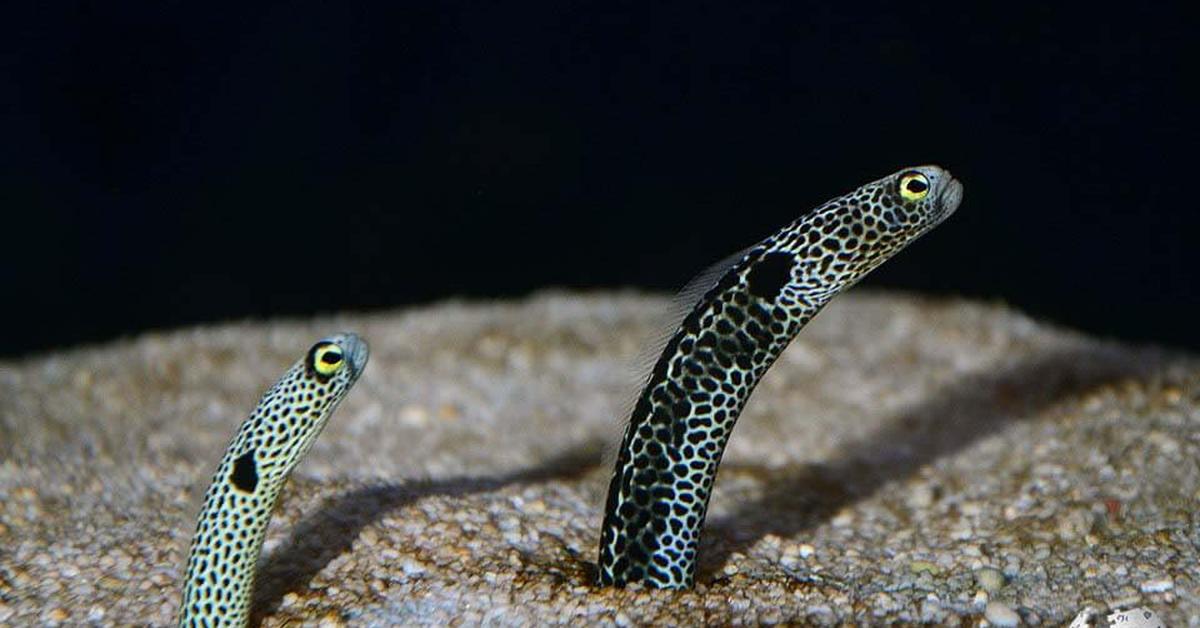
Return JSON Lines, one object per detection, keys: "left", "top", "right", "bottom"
{"left": 178, "top": 333, "right": 369, "bottom": 626}
{"left": 598, "top": 166, "right": 963, "bottom": 588}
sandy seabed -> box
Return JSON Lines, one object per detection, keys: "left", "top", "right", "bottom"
{"left": 1, "top": 291, "right": 1197, "bottom": 625}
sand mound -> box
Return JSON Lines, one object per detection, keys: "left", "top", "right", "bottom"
{"left": 1, "top": 291, "right": 1197, "bottom": 625}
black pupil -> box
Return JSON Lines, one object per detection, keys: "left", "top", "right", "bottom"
{"left": 321, "top": 351, "right": 342, "bottom": 364}
{"left": 906, "top": 178, "right": 928, "bottom": 193}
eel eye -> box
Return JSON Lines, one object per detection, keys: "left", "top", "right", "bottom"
{"left": 898, "top": 171, "right": 930, "bottom": 202}
{"left": 310, "top": 342, "right": 345, "bottom": 378}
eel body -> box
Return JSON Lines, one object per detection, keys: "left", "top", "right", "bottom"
{"left": 598, "top": 166, "right": 963, "bottom": 588}
{"left": 178, "top": 333, "right": 369, "bottom": 626}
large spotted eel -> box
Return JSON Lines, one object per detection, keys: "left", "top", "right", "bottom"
{"left": 178, "top": 333, "right": 369, "bottom": 626}
{"left": 598, "top": 165, "right": 964, "bottom": 588}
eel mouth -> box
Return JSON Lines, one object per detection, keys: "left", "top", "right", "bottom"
{"left": 941, "top": 176, "right": 964, "bottom": 213}
{"left": 330, "top": 332, "right": 370, "bottom": 377}
{"left": 346, "top": 335, "right": 370, "bottom": 377}
{"left": 932, "top": 173, "right": 964, "bottom": 225}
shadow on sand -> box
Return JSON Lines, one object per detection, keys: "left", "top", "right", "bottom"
{"left": 250, "top": 442, "right": 603, "bottom": 622}
{"left": 697, "top": 341, "right": 1176, "bottom": 580}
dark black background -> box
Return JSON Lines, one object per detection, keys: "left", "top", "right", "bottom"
{"left": 2, "top": 2, "right": 1193, "bottom": 358}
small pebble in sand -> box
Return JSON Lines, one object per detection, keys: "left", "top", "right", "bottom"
{"left": 984, "top": 601, "right": 1020, "bottom": 627}
{"left": 1138, "top": 578, "right": 1173, "bottom": 593}
{"left": 975, "top": 567, "right": 1006, "bottom": 592}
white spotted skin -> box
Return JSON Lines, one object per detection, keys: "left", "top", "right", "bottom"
{"left": 598, "top": 166, "right": 963, "bottom": 588}
{"left": 178, "top": 333, "right": 368, "bottom": 627}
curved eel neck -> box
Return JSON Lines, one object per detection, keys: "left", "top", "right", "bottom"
{"left": 180, "top": 442, "right": 291, "bottom": 626}
{"left": 597, "top": 240, "right": 832, "bottom": 588}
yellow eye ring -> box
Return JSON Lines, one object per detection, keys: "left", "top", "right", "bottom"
{"left": 898, "top": 171, "right": 930, "bottom": 202}
{"left": 309, "top": 342, "right": 345, "bottom": 378}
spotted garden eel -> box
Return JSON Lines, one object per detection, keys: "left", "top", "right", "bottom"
{"left": 178, "top": 333, "right": 369, "bottom": 626}
{"left": 598, "top": 165, "right": 964, "bottom": 588}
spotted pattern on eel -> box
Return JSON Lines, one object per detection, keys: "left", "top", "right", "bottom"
{"left": 598, "top": 166, "right": 964, "bottom": 588}
{"left": 178, "top": 333, "right": 369, "bottom": 626}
